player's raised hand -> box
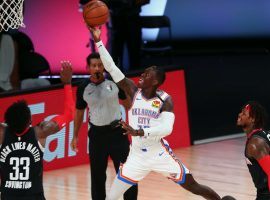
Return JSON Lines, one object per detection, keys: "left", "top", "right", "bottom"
{"left": 89, "top": 26, "right": 101, "bottom": 43}
{"left": 60, "top": 61, "right": 73, "bottom": 84}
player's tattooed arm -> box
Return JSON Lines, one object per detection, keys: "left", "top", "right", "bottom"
{"left": 36, "top": 121, "right": 59, "bottom": 138}
{"left": 35, "top": 121, "right": 60, "bottom": 147}
{"left": 247, "top": 137, "right": 270, "bottom": 160}
{"left": 117, "top": 78, "right": 138, "bottom": 100}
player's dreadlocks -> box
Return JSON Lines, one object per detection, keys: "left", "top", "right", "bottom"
{"left": 4, "top": 100, "right": 31, "bottom": 133}
{"left": 244, "top": 101, "right": 268, "bottom": 129}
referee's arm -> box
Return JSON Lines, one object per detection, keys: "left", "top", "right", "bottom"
{"left": 71, "top": 81, "right": 88, "bottom": 152}
{"left": 73, "top": 109, "right": 85, "bottom": 137}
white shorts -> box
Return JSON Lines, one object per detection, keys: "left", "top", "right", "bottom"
{"left": 117, "top": 139, "right": 190, "bottom": 185}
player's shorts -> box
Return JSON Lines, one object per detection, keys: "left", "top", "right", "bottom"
{"left": 117, "top": 139, "right": 190, "bottom": 185}
{"left": 256, "top": 192, "right": 270, "bottom": 200}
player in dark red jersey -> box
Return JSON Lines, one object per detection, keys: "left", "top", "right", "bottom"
{"left": 237, "top": 101, "right": 270, "bottom": 200}
{"left": 0, "top": 62, "right": 74, "bottom": 200}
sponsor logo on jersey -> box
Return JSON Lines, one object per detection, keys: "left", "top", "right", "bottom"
{"left": 152, "top": 100, "right": 161, "bottom": 108}
{"left": 106, "top": 84, "right": 113, "bottom": 91}
{"left": 159, "top": 151, "right": 164, "bottom": 156}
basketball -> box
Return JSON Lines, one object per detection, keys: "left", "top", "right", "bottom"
{"left": 83, "top": 0, "right": 109, "bottom": 27}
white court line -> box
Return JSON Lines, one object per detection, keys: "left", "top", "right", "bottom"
{"left": 193, "top": 132, "right": 246, "bottom": 145}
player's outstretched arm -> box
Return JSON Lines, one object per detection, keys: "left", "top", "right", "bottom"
{"left": 90, "top": 27, "right": 137, "bottom": 100}
{"left": 35, "top": 62, "right": 75, "bottom": 145}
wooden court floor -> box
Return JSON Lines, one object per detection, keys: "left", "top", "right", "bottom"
{"left": 43, "top": 137, "right": 256, "bottom": 200}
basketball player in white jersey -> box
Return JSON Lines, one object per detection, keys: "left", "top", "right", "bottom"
{"left": 90, "top": 27, "right": 233, "bottom": 200}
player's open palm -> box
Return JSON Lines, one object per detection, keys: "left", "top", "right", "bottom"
{"left": 89, "top": 26, "right": 101, "bottom": 43}
{"left": 60, "top": 61, "right": 73, "bottom": 84}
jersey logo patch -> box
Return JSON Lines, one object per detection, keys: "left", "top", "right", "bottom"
{"left": 106, "top": 84, "right": 113, "bottom": 91}
{"left": 159, "top": 151, "right": 164, "bottom": 156}
{"left": 152, "top": 100, "right": 161, "bottom": 108}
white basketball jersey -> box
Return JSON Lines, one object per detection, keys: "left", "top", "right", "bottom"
{"left": 128, "top": 89, "right": 170, "bottom": 149}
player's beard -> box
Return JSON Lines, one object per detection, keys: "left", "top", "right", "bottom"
{"left": 90, "top": 72, "right": 105, "bottom": 84}
{"left": 92, "top": 72, "right": 105, "bottom": 84}
{"left": 95, "top": 72, "right": 102, "bottom": 79}
{"left": 237, "top": 122, "right": 247, "bottom": 130}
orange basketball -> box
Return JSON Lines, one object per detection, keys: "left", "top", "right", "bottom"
{"left": 83, "top": 0, "right": 109, "bottom": 27}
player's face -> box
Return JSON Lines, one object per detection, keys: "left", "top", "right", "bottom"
{"left": 87, "top": 58, "right": 105, "bottom": 80}
{"left": 137, "top": 67, "right": 158, "bottom": 89}
{"left": 237, "top": 108, "right": 254, "bottom": 128}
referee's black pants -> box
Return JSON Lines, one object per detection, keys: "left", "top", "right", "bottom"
{"left": 88, "top": 123, "right": 138, "bottom": 200}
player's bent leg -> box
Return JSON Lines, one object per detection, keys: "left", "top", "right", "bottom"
{"left": 106, "top": 177, "right": 134, "bottom": 200}
{"left": 180, "top": 174, "right": 221, "bottom": 200}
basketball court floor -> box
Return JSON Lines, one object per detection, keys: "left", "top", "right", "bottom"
{"left": 43, "top": 137, "right": 255, "bottom": 200}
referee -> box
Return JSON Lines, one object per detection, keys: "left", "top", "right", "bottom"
{"left": 71, "top": 52, "right": 138, "bottom": 200}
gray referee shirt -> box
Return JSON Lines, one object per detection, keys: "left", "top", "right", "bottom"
{"left": 76, "top": 78, "right": 126, "bottom": 126}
